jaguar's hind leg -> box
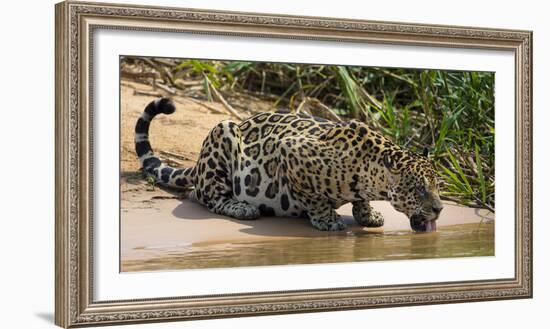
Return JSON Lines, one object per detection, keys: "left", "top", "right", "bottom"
{"left": 194, "top": 120, "right": 260, "bottom": 220}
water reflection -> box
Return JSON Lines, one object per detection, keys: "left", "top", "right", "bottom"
{"left": 122, "top": 222, "right": 494, "bottom": 272}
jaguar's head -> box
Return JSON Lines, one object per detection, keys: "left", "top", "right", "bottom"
{"left": 383, "top": 149, "right": 443, "bottom": 232}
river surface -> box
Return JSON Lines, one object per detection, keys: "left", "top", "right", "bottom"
{"left": 121, "top": 222, "right": 494, "bottom": 272}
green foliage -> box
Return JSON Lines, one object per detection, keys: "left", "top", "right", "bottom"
{"left": 145, "top": 175, "right": 157, "bottom": 190}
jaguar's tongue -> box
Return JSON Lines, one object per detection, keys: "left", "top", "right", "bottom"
{"left": 424, "top": 220, "right": 437, "bottom": 232}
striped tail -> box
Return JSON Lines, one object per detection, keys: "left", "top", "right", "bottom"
{"left": 135, "top": 98, "right": 195, "bottom": 189}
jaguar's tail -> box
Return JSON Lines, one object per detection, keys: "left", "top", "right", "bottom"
{"left": 134, "top": 98, "right": 195, "bottom": 189}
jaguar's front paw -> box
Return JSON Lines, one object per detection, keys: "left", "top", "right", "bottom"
{"left": 353, "top": 203, "right": 385, "bottom": 227}
{"left": 310, "top": 217, "right": 347, "bottom": 231}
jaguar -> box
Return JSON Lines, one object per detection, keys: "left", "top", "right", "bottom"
{"left": 135, "top": 97, "right": 443, "bottom": 232}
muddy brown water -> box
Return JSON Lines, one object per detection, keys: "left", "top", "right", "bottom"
{"left": 121, "top": 222, "right": 494, "bottom": 272}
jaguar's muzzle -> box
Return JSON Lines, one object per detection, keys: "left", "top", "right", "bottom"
{"left": 410, "top": 214, "right": 437, "bottom": 232}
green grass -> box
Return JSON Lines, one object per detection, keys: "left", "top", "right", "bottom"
{"left": 122, "top": 57, "right": 495, "bottom": 210}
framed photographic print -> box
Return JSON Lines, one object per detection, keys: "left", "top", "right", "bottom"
{"left": 55, "top": 1, "right": 532, "bottom": 327}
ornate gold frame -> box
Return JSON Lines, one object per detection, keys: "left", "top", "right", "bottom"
{"left": 55, "top": 1, "right": 532, "bottom": 327}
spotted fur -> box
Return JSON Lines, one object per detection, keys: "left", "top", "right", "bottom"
{"left": 136, "top": 98, "right": 444, "bottom": 232}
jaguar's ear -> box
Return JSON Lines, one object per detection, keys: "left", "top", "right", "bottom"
{"left": 383, "top": 153, "right": 401, "bottom": 176}
{"left": 383, "top": 154, "right": 393, "bottom": 169}
{"left": 422, "top": 147, "right": 429, "bottom": 157}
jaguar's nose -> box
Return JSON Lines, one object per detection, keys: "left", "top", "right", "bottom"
{"left": 432, "top": 205, "right": 443, "bottom": 215}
